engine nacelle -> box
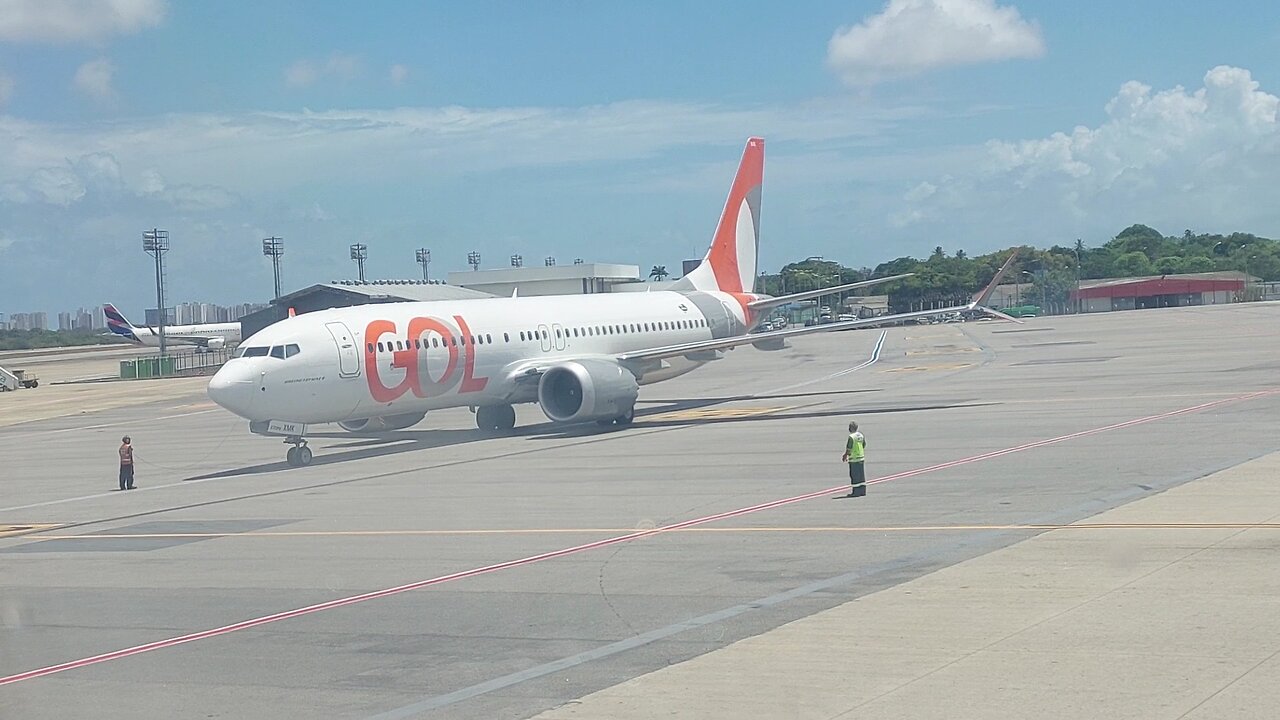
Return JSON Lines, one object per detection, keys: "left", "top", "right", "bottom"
{"left": 538, "top": 359, "right": 639, "bottom": 423}
{"left": 206, "top": 337, "right": 226, "bottom": 350}
{"left": 338, "top": 412, "right": 426, "bottom": 432}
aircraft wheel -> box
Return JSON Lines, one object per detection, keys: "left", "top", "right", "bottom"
{"left": 477, "top": 405, "right": 517, "bottom": 433}
{"left": 286, "top": 447, "right": 299, "bottom": 466}
{"left": 296, "top": 446, "right": 313, "bottom": 466}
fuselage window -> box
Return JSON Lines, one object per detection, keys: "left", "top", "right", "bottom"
{"left": 504, "top": 333, "right": 509, "bottom": 343}
{"left": 366, "top": 343, "right": 374, "bottom": 353}
{"left": 376, "top": 342, "right": 385, "bottom": 353}
{"left": 450, "top": 336, "right": 457, "bottom": 347}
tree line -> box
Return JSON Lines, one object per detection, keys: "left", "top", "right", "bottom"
{"left": 755, "top": 225, "right": 1279, "bottom": 314}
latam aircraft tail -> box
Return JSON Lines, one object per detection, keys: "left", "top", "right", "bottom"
{"left": 674, "top": 137, "right": 764, "bottom": 294}
{"left": 103, "top": 303, "right": 142, "bottom": 343}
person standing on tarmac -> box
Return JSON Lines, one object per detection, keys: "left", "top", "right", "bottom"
{"left": 118, "top": 436, "right": 136, "bottom": 491}
{"left": 841, "top": 421, "right": 866, "bottom": 497}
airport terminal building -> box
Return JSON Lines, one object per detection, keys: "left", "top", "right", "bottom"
{"left": 239, "top": 264, "right": 648, "bottom": 337}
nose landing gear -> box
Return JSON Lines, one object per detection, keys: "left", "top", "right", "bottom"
{"left": 284, "top": 436, "right": 313, "bottom": 467}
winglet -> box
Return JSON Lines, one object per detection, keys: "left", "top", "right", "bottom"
{"left": 969, "top": 249, "right": 1020, "bottom": 308}
{"left": 968, "top": 249, "right": 1024, "bottom": 322}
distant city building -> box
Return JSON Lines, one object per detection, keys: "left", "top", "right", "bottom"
{"left": 145, "top": 307, "right": 177, "bottom": 326}
{"left": 7, "top": 312, "right": 49, "bottom": 331}
{"left": 58, "top": 312, "right": 73, "bottom": 332}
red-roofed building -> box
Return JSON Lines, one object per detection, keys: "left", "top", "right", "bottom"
{"left": 1070, "top": 271, "right": 1257, "bottom": 312}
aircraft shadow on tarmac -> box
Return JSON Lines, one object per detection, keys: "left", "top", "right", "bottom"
{"left": 182, "top": 393, "right": 995, "bottom": 482}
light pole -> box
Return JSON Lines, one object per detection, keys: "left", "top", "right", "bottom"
{"left": 1073, "top": 242, "right": 1082, "bottom": 314}
{"left": 262, "top": 236, "right": 284, "bottom": 301}
{"left": 467, "top": 251, "right": 481, "bottom": 271}
{"left": 142, "top": 229, "right": 169, "bottom": 355}
{"left": 415, "top": 248, "right": 431, "bottom": 281}
{"left": 349, "top": 243, "right": 368, "bottom": 282}
{"left": 1016, "top": 271, "right": 1032, "bottom": 306}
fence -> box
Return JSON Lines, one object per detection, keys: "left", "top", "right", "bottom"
{"left": 120, "top": 348, "right": 232, "bottom": 379}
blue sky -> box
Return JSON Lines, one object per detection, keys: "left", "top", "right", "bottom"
{"left": 2, "top": 0, "right": 1280, "bottom": 318}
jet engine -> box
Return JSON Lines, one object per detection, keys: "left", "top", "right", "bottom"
{"left": 337, "top": 412, "right": 426, "bottom": 432}
{"left": 538, "top": 359, "right": 639, "bottom": 424}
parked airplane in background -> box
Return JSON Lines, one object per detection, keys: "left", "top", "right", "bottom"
{"left": 208, "top": 137, "right": 1018, "bottom": 466}
{"left": 105, "top": 303, "right": 242, "bottom": 350}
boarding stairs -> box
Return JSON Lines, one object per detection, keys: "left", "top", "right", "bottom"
{"left": 0, "top": 364, "right": 21, "bottom": 391}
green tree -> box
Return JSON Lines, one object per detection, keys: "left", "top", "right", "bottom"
{"left": 648, "top": 265, "right": 669, "bottom": 281}
{"left": 1112, "top": 251, "right": 1155, "bottom": 277}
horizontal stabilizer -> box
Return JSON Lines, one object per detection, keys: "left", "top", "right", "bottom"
{"left": 748, "top": 273, "right": 914, "bottom": 311}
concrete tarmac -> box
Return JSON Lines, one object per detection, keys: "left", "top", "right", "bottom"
{"left": 1, "top": 302, "right": 1278, "bottom": 719}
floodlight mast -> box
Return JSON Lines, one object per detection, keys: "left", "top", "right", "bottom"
{"left": 350, "top": 243, "right": 368, "bottom": 282}
{"left": 142, "top": 229, "right": 170, "bottom": 354}
{"left": 415, "top": 248, "right": 431, "bottom": 281}
{"left": 262, "top": 236, "right": 284, "bottom": 300}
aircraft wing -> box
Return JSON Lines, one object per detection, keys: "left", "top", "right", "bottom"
{"left": 616, "top": 304, "right": 975, "bottom": 363}
{"left": 164, "top": 334, "right": 217, "bottom": 347}
{"left": 747, "top": 273, "right": 914, "bottom": 312}
{"left": 619, "top": 250, "right": 1020, "bottom": 364}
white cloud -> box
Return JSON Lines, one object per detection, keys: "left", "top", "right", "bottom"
{"left": 827, "top": 0, "right": 1045, "bottom": 86}
{"left": 0, "top": 0, "right": 165, "bottom": 43}
{"left": 0, "top": 69, "right": 13, "bottom": 105}
{"left": 285, "top": 52, "right": 363, "bottom": 87}
{"left": 896, "top": 66, "right": 1280, "bottom": 240}
{"left": 284, "top": 60, "right": 319, "bottom": 87}
{"left": 74, "top": 57, "right": 116, "bottom": 100}
{"left": 389, "top": 64, "right": 409, "bottom": 86}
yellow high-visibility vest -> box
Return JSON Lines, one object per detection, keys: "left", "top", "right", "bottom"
{"left": 846, "top": 431, "right": 865, "bottom": 462}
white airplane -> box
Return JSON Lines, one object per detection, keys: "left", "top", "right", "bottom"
{"left": 208, "top": 137, "right": 1018, "bottom": 466}
{"left": 105, "top": 303, "right": 242, "bottom": 350}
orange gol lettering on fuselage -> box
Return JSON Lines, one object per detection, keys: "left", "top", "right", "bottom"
{"left": 364, "top": 315, "right": 489, "bottom": 403}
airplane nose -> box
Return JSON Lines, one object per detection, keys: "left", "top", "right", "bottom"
{"left": 208, "top": 363, "right": 259, "bottom": 419}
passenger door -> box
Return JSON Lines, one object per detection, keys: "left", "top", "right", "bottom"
{"left": 325, "top": 321, "right": 361, "bottom": 378}
{"left": 552, "top": 322, "right": 568, "bottom": 351}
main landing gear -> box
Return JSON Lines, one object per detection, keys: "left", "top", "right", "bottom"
{"left": 475, "top": 405, "right": 517, "bottom": 433}
{"left": 284, "top": 436, "right": 313, "bottom": 467}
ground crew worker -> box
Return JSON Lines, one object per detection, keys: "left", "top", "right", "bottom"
{"left": 118, "top": 436, "right": 136, "bottom": 491}
{"left": 841, "top": 421, "right": 866, "bottom": 497}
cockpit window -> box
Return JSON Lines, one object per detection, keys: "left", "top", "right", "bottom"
{"left": 269, "top": 345, "right": 286, "bottom": 359}
{"left": 240, "top": 346, "right": 270, "bottom": 358}
{"left": 284, "top": 344, "right": 300, "bottom": 358}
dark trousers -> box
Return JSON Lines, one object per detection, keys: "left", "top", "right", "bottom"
{"left": 848, "top": 462, "right": 866, "bottom": 496}
{"left": 119, "top": 464, "right": 134, "bottom": 490}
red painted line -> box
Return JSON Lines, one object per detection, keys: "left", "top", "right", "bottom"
{"left": 2, "top": 388, "right": 1274, "bottom": 687}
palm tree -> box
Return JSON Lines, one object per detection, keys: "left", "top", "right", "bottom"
{"left": 649, "top": 265, "right": 669, "bottom": 282}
